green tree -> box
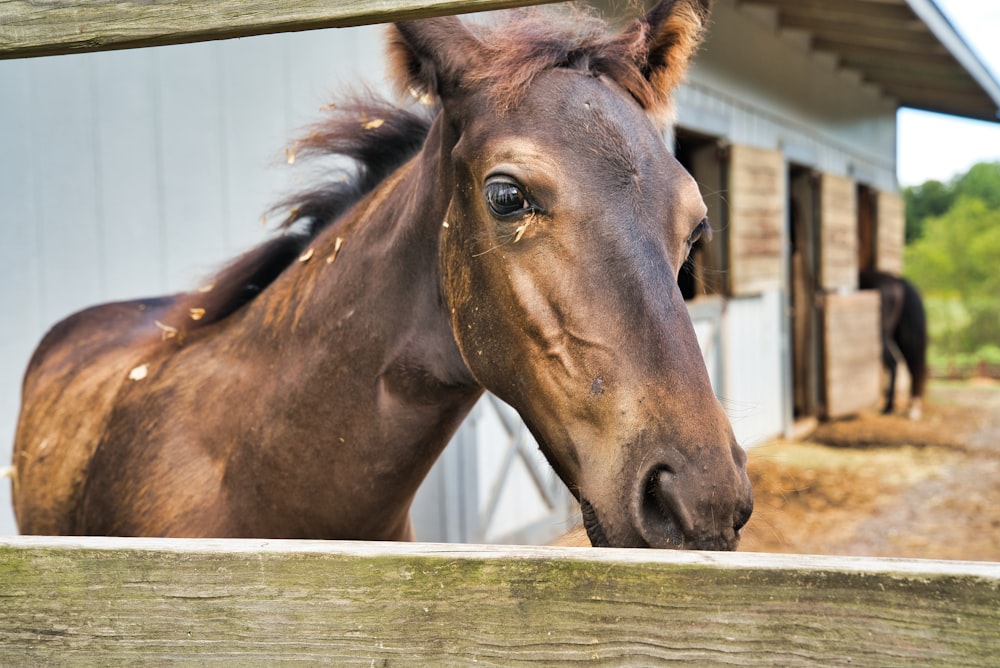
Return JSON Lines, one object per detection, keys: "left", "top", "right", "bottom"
{"left": 902, "top": 161, "right": 1000, "bottom": 242}
{"left": 905, "top": 196, "right": 1000, "bottom": 355}
{"left": 954, "top": 161, "right": 1000, "bottom": 210}
{"left": 903, "top": 179, "right": 954, "bottom": 242}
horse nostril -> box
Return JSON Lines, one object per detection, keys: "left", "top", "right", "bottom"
{"left": 734, "top": 500, "right": 752, "bottom": 533}
{"left": 734, "top": 488, "right": 754, "bottom": 533}
{"left": 653, "top": 466, "right": 694, "bottom": 533}
{"left": 644, "top": 466, "right": 694, "bottom": 541}
{"left": 730, "top": 442, "right": 754, "bottom": 534}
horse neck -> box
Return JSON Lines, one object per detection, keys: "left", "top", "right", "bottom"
{"left": 223, "top": 121, "right": 481, "bottom": 537}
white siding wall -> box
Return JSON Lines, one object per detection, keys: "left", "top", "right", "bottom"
{"left": 686, "top": 295, "right": 785, "bottom": 449}
{"left": 721, "top": 291, "right": 788, "bottom": 448}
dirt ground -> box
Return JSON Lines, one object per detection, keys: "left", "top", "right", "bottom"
{"left": 739, "top": 380, "right": 1000, "bottom": 562}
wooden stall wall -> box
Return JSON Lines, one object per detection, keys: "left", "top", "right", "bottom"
{"left": 714, "top": 143, "right": 788, "bottom": 445}
{"left": 815, "top": 173, "right": 882, "bottom": 418}
{"left": 822, "top": 290, "right": 881, "bottom": 418}
{"left": 876, "top": 190, "right": 905, "bottom": 274}
{"left": 818, "top": 172, "right": 858, "bottom": 291}
{"left": 726, "top": 144, "right": 785, "bottom": 297}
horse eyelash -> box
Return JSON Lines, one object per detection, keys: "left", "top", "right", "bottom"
{"left": 471, "top": 213, "right": 539, "bottom": 258}
{"left": 687, "top": 217, "right": 711, "bottom": 245}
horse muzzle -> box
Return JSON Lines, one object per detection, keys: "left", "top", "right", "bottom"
{"left": 581, "top": 442, "right": 754, "bottom": 551}
{"left": 636, "top": 461, "right": 753, "bottom": 550}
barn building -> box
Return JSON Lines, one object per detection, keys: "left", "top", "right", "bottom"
{"left": 1, "top": 0, "right": 998, "bottom": 540}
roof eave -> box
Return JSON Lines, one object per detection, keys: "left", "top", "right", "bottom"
{"left": 905, "top": 0, "right": 1000, "bottom": 119}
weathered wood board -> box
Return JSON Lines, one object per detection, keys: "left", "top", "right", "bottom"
{"left": 1, "top": 537, "right": 998, "bottom": 666}
{"left": 727, "top": 144, "right": 786, "bottom": 297}
{"left": 0, "top": 0, "right": 560, "bottom": 59}
{"left": 818, "top": 172, "right": 858, "bottom": 291}
{"left": 822, "top": 290, "right": 881, "bottom": 418}
{"left": 876, "top": 190, "right": 905, "bottom": 274}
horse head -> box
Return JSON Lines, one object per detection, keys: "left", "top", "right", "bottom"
{"left": 391, "top": 0, "right": 753, "bottom": 549}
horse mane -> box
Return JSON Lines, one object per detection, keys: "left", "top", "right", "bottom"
{"left": 159, "top": 93, "right": 435, "bottom": 340}
{"left": 470, "top": 6, "right": 657, "bottom": 113}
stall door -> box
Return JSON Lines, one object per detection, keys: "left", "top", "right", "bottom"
{"left": 822, "top": 291, "right": 881, "bottom": 418}
{"left": 816, "top": 172, "right": 880, "bottom": 418}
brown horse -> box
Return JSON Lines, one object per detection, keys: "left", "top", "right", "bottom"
{"left": 11, "top": 0, "right": 752, "bottom": 549}
{"left": 859, "top": 269, "right": 928, "bottom": 420}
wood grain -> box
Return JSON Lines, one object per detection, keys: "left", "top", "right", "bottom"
{"left": 818, "top": 172, "right": 858, "bottom": 291}
{"left": 1, "top": 537, "right": 997, "bottom": 665}
{"left": 727, "top": 144, "right": 786, "bottom": 297}
{"left": 822, "top": 290, "right": 881, "bottom": 418}
{"left": 876, "top": 190, "right": 905, "bottom": 274}
{"left": 0, "top": 0, "right": 560, "bottom": 59}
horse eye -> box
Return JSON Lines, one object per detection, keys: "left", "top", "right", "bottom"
{"left": 687, "top": 218, "right": 711, "bottom": 246}
{"left": 485, "top": 180, "right": 529, "bottom": 217}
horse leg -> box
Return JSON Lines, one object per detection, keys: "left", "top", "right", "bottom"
{"left": 895, "top": 286, "right": 928, "bottom": 421}
{"left": 882, "top": 345, "right": 897, "bottom": 415}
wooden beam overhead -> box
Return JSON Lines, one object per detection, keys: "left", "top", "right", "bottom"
{"left": 853, "top": 63, "right": 987, "bottom": 91}
{"left": 738, "top": 0, "right": 1000, "bottom": 121}
{"left": 0, "top": 0, "right": 563, "bottom": 59}
{"left": 778, "top": 16, "right": 941, "bottom": 49}
{"left": 810, "top": 39, "right": 957, "bottom": 68}
{"left": 880, "top": 82, "right": 994, "bottom": 108}
{"left": 753, "top": 0, "right": 916, "bottom": 25}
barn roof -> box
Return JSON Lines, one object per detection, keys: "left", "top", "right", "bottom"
{"left": 736, "top": 0, "right": 1000, "bottom": 123}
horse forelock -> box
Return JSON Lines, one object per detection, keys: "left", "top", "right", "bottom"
{"left": 448, "top": 6, "right": 663, "bottom": 116}
{"left": 160, "top": 93, "right": 435, "bottom": 339}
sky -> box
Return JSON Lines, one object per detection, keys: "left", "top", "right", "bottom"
{"left": 896, "top": 1, "right": 1000, "bottom": 186}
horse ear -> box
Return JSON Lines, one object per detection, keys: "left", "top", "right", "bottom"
{"left": 387, "top": 17, "right": 481, "bottom": 102}
{"left": 623, "top": 0, "right": 711, "bottom": 110}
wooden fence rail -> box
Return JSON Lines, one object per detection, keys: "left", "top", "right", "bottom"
{"left": 1, "top": 536, "right": 998, "bottom": 666}
{"left": 0, "top": 0, "right": 559, "bottom": 59}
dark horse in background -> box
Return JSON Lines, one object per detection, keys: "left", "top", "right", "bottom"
{"left": 11, "top": 0, "right": 752, "bottom": 549}
{"left": 859, "top": 270, "right": 928, "bottom": 420}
